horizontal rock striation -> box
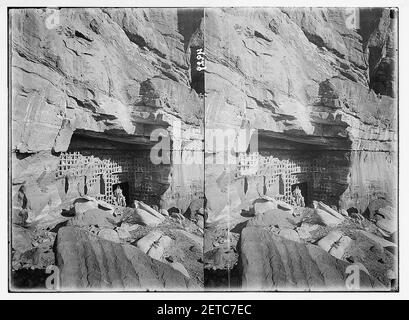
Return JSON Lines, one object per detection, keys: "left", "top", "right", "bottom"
{"left": 204, "top": 8, "right": 397, "bottom": 217}
{"left": 11, "top": 8, "right": 205, "bottom": 214}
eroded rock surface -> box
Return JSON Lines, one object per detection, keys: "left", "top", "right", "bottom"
{"left": 56, "top": 226, "right": 191, "bottom": 290}
{"left": 11, "top": 8, "right": 205, "bottom": 219}
{"left": 10, "top": 8, "right": 397, "bottom": 291}
{"left": 204, "top": 7, "right": 397, "bottom": 222}
{"left": 240, "top": 227, "right": 384, "bottom": 291}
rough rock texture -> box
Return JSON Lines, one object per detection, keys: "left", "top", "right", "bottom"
{"left": 247, "top": 209, "right": 296, "bottom": 229}
{"left": 204, "top": 8, "right": 397, "bottom": 220}
{"left": 10, "top": 8, "right": 397, "bottom": 291}
{"left": 11, "top": 7, "right": 396, "bottom": 219}
{"left": 67, "top": 208, "right": 116, "bottom": 228}
{"left": 240, "top": 227, "right": 384, "bottom": 290}
{"left": 56, "top": 226, "right": 191, "bottom": 290}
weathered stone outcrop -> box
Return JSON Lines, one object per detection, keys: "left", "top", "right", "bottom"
{"left": 11, "top": 8, "right": 205, "bottom": 215}
{"left": 10, "top": 8, "right": 397, "bottom": 291}
{"left": 56, "top": 226, "right": 191, "bottom": 290}
{"left": 204, "top": 8, "right": 397, "bottom": 220}
{"left": 240, "top": 227, "right": 384, "bottom": 290}
{"left": 11, "top": 7, "right": 397, "bottom": 219}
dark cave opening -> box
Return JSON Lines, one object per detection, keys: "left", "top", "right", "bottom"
{"left": 291, "top": 182, "right": 310, "bottom": 206}
{"left": 59, "top": 132, "right": 171, "bottom": 207}
{"left": 112, "top": 181, "right": 130, "bottom": 207}
{"left": 177, "top": 8, "right": 204, "bottom": 51}
{"left": 176, "top": 8, "right": 205, "bottom": 95}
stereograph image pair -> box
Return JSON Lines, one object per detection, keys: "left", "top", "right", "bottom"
{"left": 9, "top": 7, "right": 398, "bottom": 292}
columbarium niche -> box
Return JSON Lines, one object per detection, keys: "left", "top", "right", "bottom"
{"left": 56, "top": 133, "right": 171, "bottom": 207}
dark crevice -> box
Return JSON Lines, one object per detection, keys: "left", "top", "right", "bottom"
{"left": 177, "top": 8, "right": 204, "bottom": 51}
{"left": 124, "top": 30, "right": 166, "bottom": 59}
{"left": 254, "top": 30, "right": 271, "bottom": 42}
{"left": 74, "top": 30, "right": 93, "bottom": 42}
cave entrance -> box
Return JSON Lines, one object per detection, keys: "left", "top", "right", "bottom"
{"left": 59, "top": 132, "right": 171, "bottom": 207}
{"left": 112, "top": 182, "right": 130, "bottom": 207}
{"left": 291, "top": 182, "right": 310, "bottom": 206}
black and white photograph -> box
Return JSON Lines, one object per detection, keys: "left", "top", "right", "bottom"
{"left": 5, "top": 2, "right": 402, "bottom": 295}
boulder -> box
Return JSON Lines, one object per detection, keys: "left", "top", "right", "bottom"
{"left": 340, "top": 209, "right": 349, "bottom": 217}
{"left": 148, "top": 235, "right": 173, "bottom": 261}
{"left": 387, "top": 269, "right": 397, "bottom": 281}
{"left": 23, "top": 184, "right": 62, "bottom": 217}
{"left": 376, "top": 217, "right": 396, "bottom": 234}
{"left": 240, "top": 227, "right": 384, "bottom": 290}
{"left": 137, "top": 231, "right": 163, "bottom": 253}
{"left": 315, "top": 208, "right": 343, "bottom": 226}
{"left": 316, "top": 231, "right": 354, "bottom": 261}
{"left": 119, "top": 222, "right": 140, "bottom": 232}
{"left": 67, "top": 208, "right": 115, "bottom": 228}
{"left": 329, "top": 235, "right": 353, "bottom": 260}
{"left": 296, "top": 223, "right": 319, "bottom": 240}
{"left": 136, "top": 231, "right": 173, "bottom": 261}
{"left": 12, "top": 225, "right": 34, "bottom": 254}
{"left": 116, "top": 226, "right": 132, "bottom": 240}
{"left": 247, "top": 209, "right": 295, "bottom": 229}
{"left": 12, "top": 207, "right": 29, "bottom": 226}
{"left": 170, "top": 261, "right": 190, "bottom": 279}
{"left": 316, "top": 201, "right": 345, "bottom": 221}
{"left": 367, "top": 199, "right": 391, "bottom": 220}
{"left": 134, "top": 208, "right": 164, "bottom": 227}
{"left": 127, "top": 224, "right": 141, "bottom": 232}
{"left": 378, "top": 206, "right": 395, "bottom": 220}
{"left": 134, "top": 200, "right": 165, "bottom": 221}
{"left": 278, "top": 228, "right": 301, "bottom": 242}
{"left": 317, "top": 230, "right": 344, "bottom": 252}
{"left": 186, "top": 198, "right": 206, "bottom": 220}
{"left": 74, "top": 198, "right": 99, "bottom": 215}
{"left": 97, "top": 200, "right": 115, "bottom": 215}
{"left": 170, "top": 211, "right": 186, "bottom": 221}
{"left": 176, "top": 229, "right": 203, "bottom": 248}
{"left": 204, "top": 246, "right": 238, "bottom": 270}
{"left": 253, "top": 198, "right": 277, "bottom": 215}
{"left": 19, "top": 246, "right": 55, "bottom": 269}
{"left": 98, "top": 228, "right": 120, "bottom": 243}
{"left": 56, "top": 227, "right": 190, "bottom": 290}
{"left": 276, "top": 200, "right": 294, "bottom": 213}
{"left": 359, "top": 230, "right": 397, "bottom": 249}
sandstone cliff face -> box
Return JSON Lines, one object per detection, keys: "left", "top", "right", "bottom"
{"left": 10, "top": 8, "right": 397, "bottom": 219}
{"left": 204, "top": 8, "right": 397, "bottom": 220}
{"left": 11, "top": 8, "right": 204, "bottom": 215}
{"left": 10, "top": 7, "right": 397, "bottom": 292}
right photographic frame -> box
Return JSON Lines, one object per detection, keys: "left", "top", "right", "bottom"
{"left": 203, "top": 7, "right": 398, "bottom": 291}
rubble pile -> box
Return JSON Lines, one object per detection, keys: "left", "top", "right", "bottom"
{"left": 204, "top": 197, "right": 397, "bottom": 290}
{"left": 11, "top": 195, "right": 204, "bottom": 290}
